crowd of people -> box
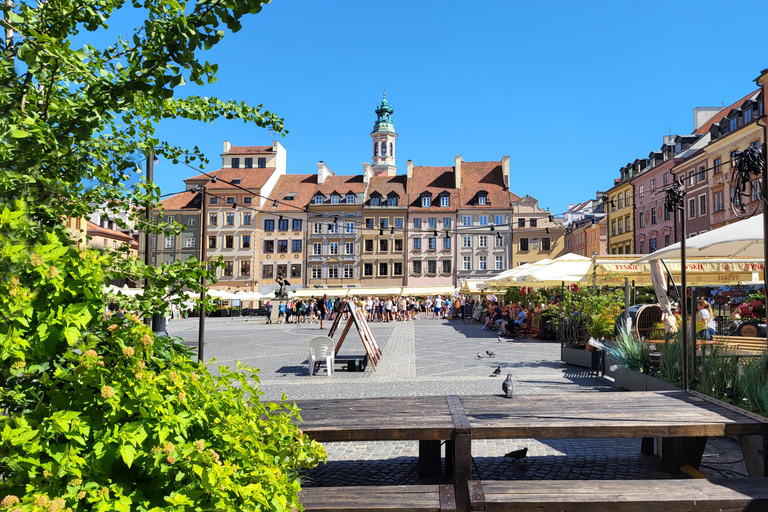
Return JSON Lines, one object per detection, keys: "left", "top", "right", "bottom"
{"left": 264, "top": 294, "right": 474, "bottom": 327}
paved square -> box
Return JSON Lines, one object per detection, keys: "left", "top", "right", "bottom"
{"left": 167, "top": 316, "right": 753, "bottom": 484}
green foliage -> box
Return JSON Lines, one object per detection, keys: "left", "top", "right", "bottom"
{"left": 608, "top": 326, "right": 650, "bottom": 373}
{"left": 547, "top": 286, "right": 623, "bottom": 343}
{"left": 658, "top": 336, "right": 682, "bottom": 385}
{"left": 0, "top": 205, "right": 326, "bottom": 511}
{"left": 0, "top": 1, "right": 326, "bottom": 510}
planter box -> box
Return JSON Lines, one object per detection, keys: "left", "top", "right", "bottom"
{"left": 561, "top": 345, "right": 600, "bottom": 370}
{"left": 614, "top": 367, "right": 679, "bottom": 391}
{"left": 230, "top": 310, "right": 241, "bottom": 317}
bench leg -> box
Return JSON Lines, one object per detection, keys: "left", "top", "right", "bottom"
{"left": 738, "top": 434, "right": 764, "bottom": 478}
{"left": 418, "top": 440, "right": 442, "bottom": 478}
{"left": 451, "top": 432, "right": 471, "bottom": 512}
{"left": 640, "top": 437, "right": 655, "bottom": 456}
{"left": 660, "top": 436, "right": 707, "bottom": 472}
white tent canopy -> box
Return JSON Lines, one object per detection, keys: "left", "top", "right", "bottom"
{"left": 518, "top": 253, "right": 593, "bottom": 285}
{"left": 483, "top": 263, "right": 537, "bottom": 288}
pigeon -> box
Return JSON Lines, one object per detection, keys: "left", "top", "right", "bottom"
{"left": 724, "top": 387, "right": 736, "bottom": 404}
{"left": 486, "top": 351, "right": 496, "bottom": 358}
{"left": 489, "top": 366, "right": 501, "bottom": 377}
{"left": 477, "top": 352, "right": 483, "bottom": 359}
{"left": 504, "top": 447, "right": 528, "bottom": 460}
{"left": 502, "top": 374, "right": 514, "bottom": 398}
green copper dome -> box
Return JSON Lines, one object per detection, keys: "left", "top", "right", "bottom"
{"left": 372, "top": 94, "right": 395, "bottom": 133}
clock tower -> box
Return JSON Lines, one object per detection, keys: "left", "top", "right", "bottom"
{"left": 371, "top": 93, "right": 398, "bottom": 177}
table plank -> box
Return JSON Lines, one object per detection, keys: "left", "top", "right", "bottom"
{"left": 460, "top": 391, "right": 768, "bottom": 439}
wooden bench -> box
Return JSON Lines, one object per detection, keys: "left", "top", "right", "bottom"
{"left": 299, "top": 484, "right": 456, "bottom": 512}
{"left": 468, "top": 478, "right": 768, "bottom": 511}
{"left": 713, "top": 335, "right": 766, "bottom": 353}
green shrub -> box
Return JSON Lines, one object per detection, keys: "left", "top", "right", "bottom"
{"left": 0, "top": 205, "right": 326, "bottom": 511}
{"left": 608, "top": 326, "right": 649, "bottom": 373}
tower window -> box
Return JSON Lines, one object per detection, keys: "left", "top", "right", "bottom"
{"left": 381, "top": 142, "right": 386, "bottom": 156}
{"left": 374, "top": 142, "right": 378, "bottom": 157}
{"left": 389, "top": 142, "right": 393, "bottom": 156}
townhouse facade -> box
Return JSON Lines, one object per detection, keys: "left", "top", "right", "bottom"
{"left": 456, "top": 157, "right": 518, "bottom": 281}
{"left": 258, "top": 173, "right": 315, "bottom": 295}
{"left": 183, "top": 141, "right": 286, "bottom": 291}
{"left": 361, "top": 175, "right": 408, "bottom": 287}
{"left": 153, "top": 190, "right": 203, "bottom": 265}
{"left": 511, "top": 195, "right": 566, "bottom": 265}
{"left": 405, "top": 161, "right": 459, "bottom": 287}
{"left": 700, "top": 88, "right": 765, "bottom": 230}
{"left": 632, "top": 138, "right": 678, "bottom": 254}
{"left": 584, "top": 217, "right": 607, "bottom": 257}
{"left": 306, "top": 164, "right": 366, "bottom": 289}
{"left": 605, "top": 166, "right": 634, "bottom": 254}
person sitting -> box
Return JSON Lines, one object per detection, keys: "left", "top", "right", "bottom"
{"left": 482, "top": 302, "right": 503, "bottom": 330}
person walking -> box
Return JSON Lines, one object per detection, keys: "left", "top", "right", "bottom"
{"left": 696, "top": 299, "right": 716, "bottom": 341}
{"left": 265, "top": 301, "right": 273, "bottom": 324}
{"left": 318, "top": 293, "right": 328, "bottom": 329}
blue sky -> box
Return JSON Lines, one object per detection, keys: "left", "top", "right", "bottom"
{"left": 131, "top": 0, "right": 768, "bottom": 215}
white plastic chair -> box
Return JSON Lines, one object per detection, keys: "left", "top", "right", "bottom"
{"left": 308, "top": 336, "right": 335, "bottom": 377}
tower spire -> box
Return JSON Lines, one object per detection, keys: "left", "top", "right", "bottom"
{"left": 370, "top": 92, "right": 398, "bottom": 177}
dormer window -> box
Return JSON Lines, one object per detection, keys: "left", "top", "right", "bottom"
{"left": 313, "top": 195, "right": 323, "bottom": 204}
{"left": 440, "top": 196, "right": 450, "bottom": 207}
{"left": 745, "top": 108, "right": 753, "bottom": 124}
{"left": 730, "top": 117, "right": 738, "bottom": 132}
{"left": 331, "top": 195, "right": 340, "bottom": 204}
{"left": 422, "top": 196, "right": 431, "bottom": 208}
{"left": 346, "top": 194, "right": 355, "bottom": 203}
{"left": 231, "top": 179, "right": 242, "bottom": 185}
{"left": 371, "top": 196, "right": 381, "bottom": 206}
{"left": 477, "top": 193, "right": 487, "bottom": 206}
{"left": 388, "top": 196, "right": 398, "bottom": 206}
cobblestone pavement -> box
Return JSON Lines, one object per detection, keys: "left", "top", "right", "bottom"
{"left": 168, "top": 315, "right": 756, "bottom": 485}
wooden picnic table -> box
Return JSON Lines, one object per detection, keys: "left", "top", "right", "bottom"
{"left": 293, "top": 391, "right": 768, "bottom": 512}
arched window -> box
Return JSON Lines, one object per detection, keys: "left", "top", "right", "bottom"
{"left": 374, "top": 142, "right": 378, "bottom": 156}
{"left": 389, "top": 143, "right": 393, "bottom": 156}
{"left": 381, "top": 142, "right": 386, "bottom": 156}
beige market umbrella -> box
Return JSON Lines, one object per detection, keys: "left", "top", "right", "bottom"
{"left": 518, "top": 253, "right": 592, "bottom": 285}
{"left": 649, "top": 259, "right": 677, "bottom": 334}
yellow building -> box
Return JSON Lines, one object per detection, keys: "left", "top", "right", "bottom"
{"left": 605, "top": 167, "right": 634, "bottom": 255}
{"left": 510, "top": 195, "right": 565, "bottom": 265}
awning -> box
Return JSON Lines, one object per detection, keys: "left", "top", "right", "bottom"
{"left": 400, "top": 286, "right": 456, "bottom": 296}
{"left": 292, "top": 288, "right": 348, "bottom": 298}
{"left": 346, "top": 287, "right": 402, "bottom": 297}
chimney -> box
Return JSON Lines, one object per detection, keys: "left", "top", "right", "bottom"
{"left": 362, "top": 163, "right": 373, "bottom": 183}
{"left": 454, "top": 155, "right": 463, "bottom": 189}
{"left": 693, "top": 107, "right": 725, "bottom": 131}
{"left": 501, "top": 156, "right": 510, "bottom": 191}
{"left": 407, "top": 160, "right": 413, "bottom": 179}
{"left": 317, "top": 161, "right": 331, "bottom": 185}
{"left": 223, "top": 140, "right": 231, "bottom": 154}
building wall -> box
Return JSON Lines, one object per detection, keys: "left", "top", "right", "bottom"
{"left": 510, "top": 201, "right": 565, "bottom": 265}
{"left": 306, "top": 207, "right": 363, "bottom": 288}
{"left": 584, "top": 218, "right": 607, "bottom": 256}
{"left": 633, "top": 159, "right": 675, "bottom": 254}
{"left": 204, "top": 192, "right": 258, "bottom": 291}
{"left": 606, "top": 181, "right": 634, "bottom": 254}
{"left": 706, "top": 122, "right": 764, "bottom": 229}
{"left": 360, "top": 208, "right": 407, "bottom": 286}
{"left": 407, "top": 212, "right": 456, "bottom": 286}
{"left": 258, "top": 212, "right": 307, "bottom": 294}
{"left": 456, "top": 210, "right": 512, "bottom": 277}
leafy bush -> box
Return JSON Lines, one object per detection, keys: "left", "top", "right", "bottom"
{"left": 0, "top": 205, "right": 325, "bottom": 511}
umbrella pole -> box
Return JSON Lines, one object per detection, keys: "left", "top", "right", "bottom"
{"left": 680, "top": 208, "right": 689, "bottom": 391}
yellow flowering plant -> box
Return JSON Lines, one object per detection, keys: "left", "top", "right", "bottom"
{"left": 0, "top": 204, "right": 326, "bottom": 511}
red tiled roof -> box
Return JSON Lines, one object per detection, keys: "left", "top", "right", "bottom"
{"left": 184, "top": 168, "right": 276, "bottom": 191}
{"left": 86, "top": 221, "right": 134, "bottom": 242}
{"left": 225, "top": 145, "right": 273, "bottom": 155}
{"left": 160, "top": 190, "right": 202, "bottom": 210}
{"left": 265, "top": 174, "right": 317, "bottom": 212}
{"left": 366, "top": 175, "right": 407, "bottom": 203}
{"left": 694, "top": 89, "right": 760, "bottom": 135}
{"left": 406, "top": 165, "right": 459, "bottom": 211}
{"left": 316, "top": 174, "right": 367, "bottom": 196}
{"left": 458, "top": 161, "right": 520, "bottom": 208}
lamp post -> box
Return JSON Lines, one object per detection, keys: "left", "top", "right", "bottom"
{"left": 665, "top": 178, "right": 688, "bottom": 389}
{"left": 197, "top": 184, "right": 207, "bottom": 363}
